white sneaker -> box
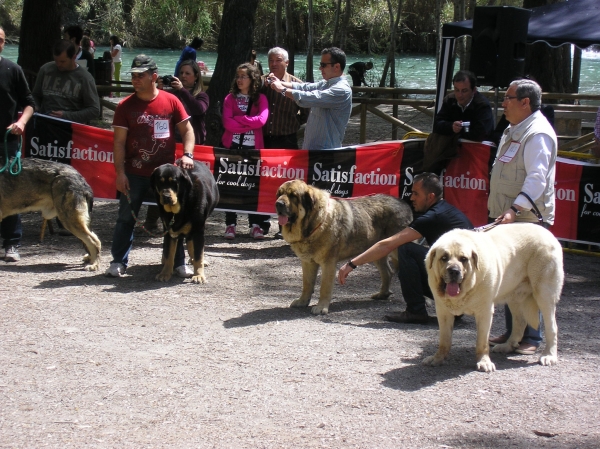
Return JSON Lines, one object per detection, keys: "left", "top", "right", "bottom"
{"left": 174, "top": 265, "right": 193, "bottom": 278}
{"left": 250, "top": 224, "right": 264, "bottom": 240}
{"left": 4, "top": 246, "right": 20, "bottom": 262}
{"left": 105, "top": 262, "right": 126, "bottom": 277}
{"left": 224, "top": 224, "right": 236, "bottom": 240}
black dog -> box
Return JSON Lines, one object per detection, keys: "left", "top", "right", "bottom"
{"left": 150, "top": 160, "right": 219, "bottom": 283}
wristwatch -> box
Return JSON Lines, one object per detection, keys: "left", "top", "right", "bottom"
{"left": 183, "top": 152, "right": 194, "bottom": 159}
{"left": 510, "top": 205, "right": 521, "bottom": 216}
{"left": 281, "top": 87, "right": 287, "bottom": 96}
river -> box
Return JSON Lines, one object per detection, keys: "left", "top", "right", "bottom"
{"left": 2, "top": 44, "right": 599, "bottom": 95}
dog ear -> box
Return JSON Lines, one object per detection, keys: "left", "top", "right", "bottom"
{"left": 150, "top": 168, "right": 159, "bottom": 191}
{"left": 302, "top": 191, "right": 314, "bottom": 215}
{"left": 426, "top": 248, "right": 436, "bottom": 270}
{"left": 471, "top": 250, "right": 479, "bottom": 270}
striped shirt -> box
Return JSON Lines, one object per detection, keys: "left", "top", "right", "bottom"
{"left": 261, "top": 72, "right": 309, "bottom": 137}
{"left": 291, "top": 75, "right": 352, "bottom": 150}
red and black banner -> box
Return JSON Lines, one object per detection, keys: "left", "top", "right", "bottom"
{"left": 23, "top": 114, "right": 600, "bottom": 245}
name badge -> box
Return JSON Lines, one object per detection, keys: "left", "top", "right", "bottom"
{"left": 153, "top": 119, "right": 170, "bottom": 139}
{"left": 498, "top": 141, "right": 520, "bottom": 163}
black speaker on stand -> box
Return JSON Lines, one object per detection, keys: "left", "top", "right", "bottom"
{"left": 469, "top": 6, "right": 531, "bottom": 88}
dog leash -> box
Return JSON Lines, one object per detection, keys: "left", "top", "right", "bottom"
{"left": 0, "top": 129, "right": 22, "bottom": 175}
{"left": 473, "top": 217, "right": 503, "bottom": 232}
{"left": 124, "top": 190, "right": 174, "bottom": 237}
{"left": 518, "top": 191, "right": 545, "bottom": 225}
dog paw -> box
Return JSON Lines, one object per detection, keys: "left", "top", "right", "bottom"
{"left": 476, "top": 357, "right": 496, "bottom": 372}
{"left": 491, "top": 342, "right": 516, "bottom": 353}
{"left": 290, "top": 299, "right": 310, "bottom": 308}
{"left": 311, "top": 304, "right": 329, "bottom": 315}
{"left": 371, "top": 291, "right": 391, "bottom": 300}
{"left": 422, "top": 355, "right": 446, "bottom": 366}
{"left": 155, "top": 272, "right": 172, "bottom": 282}
{"left": 191, "top": 275, "right": 206, "bottom": 284}
{"left": 539, "top": 355, "right": 558, "bottom": 366}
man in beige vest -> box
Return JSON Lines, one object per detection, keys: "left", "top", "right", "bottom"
{"left": 488, "top": 78, "right": 558, "bottom": 355}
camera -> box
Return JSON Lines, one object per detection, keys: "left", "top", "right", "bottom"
{"left": 161, "top": 75, "right": 175, "bottom": 85}
{"left": 266, "top": 77, "right": 273, "bottom": 85}
{"left": 462, "top": 121, "right": 470, "bottom": 133}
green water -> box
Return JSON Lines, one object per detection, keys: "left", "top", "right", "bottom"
{"left": 2, "top": 44, "right": 599, "bottom": 94}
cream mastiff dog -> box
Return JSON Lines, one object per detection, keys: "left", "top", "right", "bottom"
{"left": 423, "top": 223, "right": 564, "bottom": 372}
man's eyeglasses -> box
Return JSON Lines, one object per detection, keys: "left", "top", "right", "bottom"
{"left": 319, "top": 62, "right": 335, "bottom": 68}
{"left": 504, "top": 95, "right": 520, "bottom": 101}
{"left": 236, "top": 75, "right": 250, "bottom": 80}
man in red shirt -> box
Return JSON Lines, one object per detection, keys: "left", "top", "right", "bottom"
{"left": 106, "top": 55, "right": 196, "bottom": 278}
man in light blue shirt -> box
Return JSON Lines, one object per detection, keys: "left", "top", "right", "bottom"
{"left": 268, "top": 47, "right": 352, "bottom": 150}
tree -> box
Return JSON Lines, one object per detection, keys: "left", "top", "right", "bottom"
{"left": 379, "top": 0, "right": 403, "bottom": 88}
{"left": 305, "top": 0, "right": 314, "bottom": 83}
{"left": 204, "top": 0, "right": 260, "bottom": 146}
{"left": 18, "top": 0, "right": 61, "bottom": 76}
{"left": 284, "top": 0, "right": 296, "bottom": 75}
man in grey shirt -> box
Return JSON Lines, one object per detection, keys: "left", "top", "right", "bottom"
{"left": 268, "top": 47, "right": 352, "bottom": 150}
{"left": 32, "top": 39, "right": 100, "bottom": 124}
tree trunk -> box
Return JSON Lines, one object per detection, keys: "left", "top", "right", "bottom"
{"left": 18, "top": 0, "right": 61, "bottom": 76}
{"left": 339, "top": 0, "right": 351, "bottom": 50}
{"left": 285, "top": 0, "right": 295, "bottom": 75}
{"left": 571, "top": 47, "right": 581, "bottom": 94}
{"left": 123, "top": 0, "right": 135, "bottom": 27}
{"left": 306, "top": 0, "right": 314, "bottom": 83}
{"left": 275, "top": 0, "right": 283, "bottom": 45}
{"left": 205, "top": 0, "right": 260, "bottom": 146}
{"left": 332, "top": 0, "right": 342, "bottom": 45}
{"left": 380, "top": 0, "right": 402, "bottom": 88}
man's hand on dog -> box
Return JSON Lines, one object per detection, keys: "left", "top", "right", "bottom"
{"left": 179, "top": 156, "right": 194, "bottom": 170}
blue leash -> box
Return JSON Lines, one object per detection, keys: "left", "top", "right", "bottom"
{"left": 1, "top": 128, "right": 22, "bottom": 175}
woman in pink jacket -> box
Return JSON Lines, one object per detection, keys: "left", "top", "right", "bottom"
{"left": 221, "top": 63, "right": 270, "bottom": 240}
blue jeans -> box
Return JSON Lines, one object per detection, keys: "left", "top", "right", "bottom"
{"left": 397, "top": 242, "right": 431, "bottom": 315}
{"left": 110, "top": 173, "right": 184, "bottom": 268}
{"left": 503, "top": 305, "right": 542, "bottom": 347}
{"left": 0, "top": 141, "right": 22, "bottom": 248}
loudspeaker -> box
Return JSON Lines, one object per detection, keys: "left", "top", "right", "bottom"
{"left": 469, "top": 6, "right": 531, "bottom": 88}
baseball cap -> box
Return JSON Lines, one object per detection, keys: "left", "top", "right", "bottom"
{"left": 130, "top": 54, "right": 157, "bottom": 73}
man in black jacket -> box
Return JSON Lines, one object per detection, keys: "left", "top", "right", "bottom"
{"left": 433, "top": 70, "right": 494, "bottom": 142}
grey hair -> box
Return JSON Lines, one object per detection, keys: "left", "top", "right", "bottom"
{"left": 511, "top": 79, "right": 542, "bottom": 112}
{"left": 268, "top": 47, "right": 289, "bottom": 63}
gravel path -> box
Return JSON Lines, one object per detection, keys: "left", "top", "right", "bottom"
{"left": 1, "top": 203, "right": 599, "bottom": 448}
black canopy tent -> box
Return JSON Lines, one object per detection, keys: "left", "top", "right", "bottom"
{"left": 435, "top": 0, "right": 600, "bottom": 113}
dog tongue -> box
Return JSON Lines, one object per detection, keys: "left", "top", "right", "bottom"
{"left": 278, "top": 215, "right": 289, "bottom": 226}
{"left": 446, "top": 282, "right": 461, "bottom": 297}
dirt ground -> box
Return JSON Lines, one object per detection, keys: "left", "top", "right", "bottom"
{"left": 1, "top": 106, "right": 600, "bottom": 448}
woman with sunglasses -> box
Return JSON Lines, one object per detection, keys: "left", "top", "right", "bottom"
{"left": 221, "top": 63, "right": 270, "bottom": 240}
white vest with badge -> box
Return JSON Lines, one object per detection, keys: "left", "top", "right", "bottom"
{"left": 488, "top": 110, "right": 557, "bottom": 225}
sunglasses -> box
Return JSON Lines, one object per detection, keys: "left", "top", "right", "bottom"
{"left": 319, "top": 62, "right": 336, "bottom": 68}
{"left": 503, "top": 95, "right": 520, "bottom": 101}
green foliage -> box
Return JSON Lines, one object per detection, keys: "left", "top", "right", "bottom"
{"left": 131, "top": 0, "right": 212, "bottom": 47}
{"left": 0, "top": 0, "right": 24, "bottom": 33}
